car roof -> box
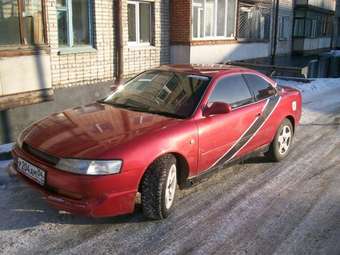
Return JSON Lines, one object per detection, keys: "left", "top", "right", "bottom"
{"left": 157, "top": 64, "right": 254, "bottom": 78}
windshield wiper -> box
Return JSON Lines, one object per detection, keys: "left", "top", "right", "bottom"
{"left": 98, "top": 100, "right": 151, "bottom": 112}
{"left": 99, "top": 100, "right": 184, "bottom": 119}
{"left": 141, "top": 110, "right": 184, "bottom": 119}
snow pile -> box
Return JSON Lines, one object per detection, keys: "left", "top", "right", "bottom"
{"left": 276, "top": 78, "right": 340, "bottom": 101}
{"left": 277, "top": 78, "right": 340, "bottom": 124}
{"left": 0, "top": 143, "right": 13, "bottom": 155}
{"left": 329, "top": 50, "right": 340, "bottom": 56}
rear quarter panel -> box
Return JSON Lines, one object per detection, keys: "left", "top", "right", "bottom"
{"left": 237, "top": 87, "right": 302, "bottom": 156}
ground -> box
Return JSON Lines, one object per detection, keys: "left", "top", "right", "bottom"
{"left": 0, "top": 78, "right": 340, "bottom": 255}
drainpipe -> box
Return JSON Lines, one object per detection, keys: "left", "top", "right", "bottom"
{"left": 114, "top": 0, "right": 124, "bottom": 87}
{"left": 271, "top": 0, "right": 280, "bottom": 65}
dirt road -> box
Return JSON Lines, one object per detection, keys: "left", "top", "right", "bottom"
{"left": 1, "top": 85, "right": 340, "bottom": 255}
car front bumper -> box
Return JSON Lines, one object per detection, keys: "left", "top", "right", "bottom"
{"left": 11, "top": 147, "right": 139, "bottom": 218}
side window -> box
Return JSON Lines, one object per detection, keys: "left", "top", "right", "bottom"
{"left": 208, "top": 75, "right": 253, "bottom": 108}
{"left": 243, "top": 74, "right": 276, "bottom": 101}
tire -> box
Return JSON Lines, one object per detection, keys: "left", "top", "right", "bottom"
{"left": 141, "top": 154, "right": 177, "bottom": 220}
{"left": 267, "top": 118, "right": 294, "bottom": 162}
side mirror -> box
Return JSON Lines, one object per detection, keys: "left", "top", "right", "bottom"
{"left": 203, "top": 102, "right": 232, "bottom": 117}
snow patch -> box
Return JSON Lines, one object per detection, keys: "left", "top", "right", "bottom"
{"left": 276, "top": 78, "right": 340, "bottom": 124}
{"left": 0, "top": 143, "right": 13, "bottom": 154}
{"left": 276, "top": 78, "right": 340, "bottom": 101}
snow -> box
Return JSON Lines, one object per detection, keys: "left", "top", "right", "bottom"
{"left": 276, "top": 78, "right": 340, "bottom": 124}
{"left": 276, "top": 78, "right": 340, "bottom": 101}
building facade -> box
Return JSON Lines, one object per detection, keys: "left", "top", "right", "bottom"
{"left": 293, "top": 0, "right": 336, "bottom": 54}
{"left": 0, "top": 0, "right": 170, "bottom": 108}
{"left": 0, "top": 0, "right": 338, "bottom": 143}
{"left": 171, "top": 0, "right": 281, "bottom": 64}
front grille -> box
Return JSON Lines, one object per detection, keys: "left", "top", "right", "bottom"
{"left": 23, "top": 143, "right": 59, "bottom": 165}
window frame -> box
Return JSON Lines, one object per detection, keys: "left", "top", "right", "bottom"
{"left": 0, "top": 0, "right": 47, "bottom": 50}
{"left": 278, "top": 16, "right": 290, "bottom": 41}
{"left": 56, "top": 0, "right": 93, "bottom": 48}
{"left": 242, "top": 74, "right": 277, "bottom": 102}
{"left": 127, "top": 0, "right": 153, "bottom": 46}
{"left": 237, "top": 2, "right": 271, "bottom": 42}
{"left": 191, "top": 0, "right": 237, "bottom": 40}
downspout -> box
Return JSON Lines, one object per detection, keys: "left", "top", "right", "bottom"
{"left": 271, "top": 0, "right": 280, "bottom": 65}
{"left": 114, "top": 0, "right": 124, "bottom": 87}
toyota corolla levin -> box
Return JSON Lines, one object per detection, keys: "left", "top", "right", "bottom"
{"left": 11, "top": 65, "right": 302, "bottom": 220}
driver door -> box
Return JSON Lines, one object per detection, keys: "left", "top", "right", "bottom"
{"left": 196, "top": 74, "right": 263, "bottom": 174}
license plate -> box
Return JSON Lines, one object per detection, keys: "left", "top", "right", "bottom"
{"left": 17, "top": 158, "right": 46, "bottom": 186}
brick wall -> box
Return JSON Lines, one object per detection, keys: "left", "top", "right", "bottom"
{"left": 170, "top": 0, "right": 191, "bottom": 45}
{"left": 122, "top": 0, "right": 170, "bottom": 77}
{"left": 47, "top": 0, "right": 115, "bottom": 89}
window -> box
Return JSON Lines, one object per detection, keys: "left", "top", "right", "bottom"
{"left": 293, "top": 18, "right": 304, "bottom": 37}
{"left": 238, "top": 2, "right": 271, "bottom": 41}
{"left": 192, "top": 0, "right": 236, "bottom": 39}
{"left": 243, "top": 74, "right": 276, "bottom": 101}
{"left": 208, "top": 75, "right": 253, "bottom": 108}
{"left": 103, "top": 71, "right": 211, "bottom": 118}
{"left": 279, "top": 16, "right": 289, "bottom": 41}
{"left": 56, "top": 0, "right": 92, "bottom": 47}
{"left": 128, "top": 1, "right": 152, "bottom": 45}
{"left": 0, "top": 0, "right": 45, "bottom": 46}
{"left": 294, "top": 11, "right": 333, "bottom": 38}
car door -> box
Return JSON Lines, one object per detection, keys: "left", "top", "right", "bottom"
{"left": 240, "top": 73, "right": 280, "bottom": 153}
{"left": 196, "top": 74, "right": 265, "bottom": 174}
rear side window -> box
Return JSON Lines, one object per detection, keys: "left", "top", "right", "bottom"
{"left": 243, "top": 74, "right": 276, "bottom": 101}
{"left": 208, "top": 75, "right": 253, "bottom": 108}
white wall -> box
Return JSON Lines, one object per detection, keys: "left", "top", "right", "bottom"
{"left": 189, "top": 43, "right": 271, "bottom": 64}
{"left": 0, "top": 54, "right": 52, "bottom": 96}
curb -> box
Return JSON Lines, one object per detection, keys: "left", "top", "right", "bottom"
{"left": 0, "top": 143, "right": 14, "bottom": 161}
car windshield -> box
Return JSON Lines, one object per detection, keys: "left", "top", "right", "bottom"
{"left": 102, "top": 70, "right": 211, "bottom": 118}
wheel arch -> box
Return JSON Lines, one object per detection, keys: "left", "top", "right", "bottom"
{"left": 137, "top": 152, "right": 190, "bottom": 192}
{"left": 285, "top": 115, "right": 296, "bottom": 134}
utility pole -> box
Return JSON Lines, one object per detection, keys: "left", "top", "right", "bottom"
{"left": 271, "top": 0, "right": 280, "bottom": 65}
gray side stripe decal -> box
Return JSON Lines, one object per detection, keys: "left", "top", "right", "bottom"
{"left": 208, "top": 95, "right": 281, "bottom": 170}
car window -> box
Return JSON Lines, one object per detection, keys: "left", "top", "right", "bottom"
{"left": 208, "top": 75, "right": 253, "bottom": 108}
{"left": 243, "top": 74, "right": 276, "bottom": 101}
{"left": 103, "top": 70, "right": 211, "bottom": 118}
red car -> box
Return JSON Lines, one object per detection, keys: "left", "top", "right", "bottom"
{"left": 11, "top": 65, "right": 301, "bottom": 220}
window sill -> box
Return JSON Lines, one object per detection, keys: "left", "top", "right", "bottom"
{"left": 237, "top": 39, "right": 270, "bottom": 43}
{"left": 58, "top": 46, "right": 97, "bottom": 55}
{"left": 0, "top": 46, "right": 50, "bottom": 58}
{"left": 190, "top": 39, "right": 237, "bottom": 46}
{"left": 127, "top": 43, "right": 155, "bottom": 49}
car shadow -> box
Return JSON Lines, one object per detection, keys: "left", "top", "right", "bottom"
{"left": 242, "top": 156, "right": 274, "bottom": 164}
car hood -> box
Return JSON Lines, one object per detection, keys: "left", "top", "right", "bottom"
{"left": 23, "top": 103, "right": 178, "bottom": 159}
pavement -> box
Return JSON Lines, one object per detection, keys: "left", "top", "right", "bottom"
{"left": 0, "top": 80, "right": 340, "bottom": 255}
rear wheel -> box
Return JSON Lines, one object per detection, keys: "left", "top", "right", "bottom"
{"left": 141, "top": 155, "right": 177, "bottom": 220}
{"left": 267, "top": 119, "right": 294, "bottom": 162}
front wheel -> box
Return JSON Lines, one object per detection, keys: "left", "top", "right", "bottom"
{"left": 267, "top": 119, "right": 294, "bottom": 162}
{"left": 141, "top": 155, "right": 177, "bottom": 220}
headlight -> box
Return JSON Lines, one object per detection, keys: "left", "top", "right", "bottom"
{"left": 56, "top": 159, "right": 122, "bottom": 175}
